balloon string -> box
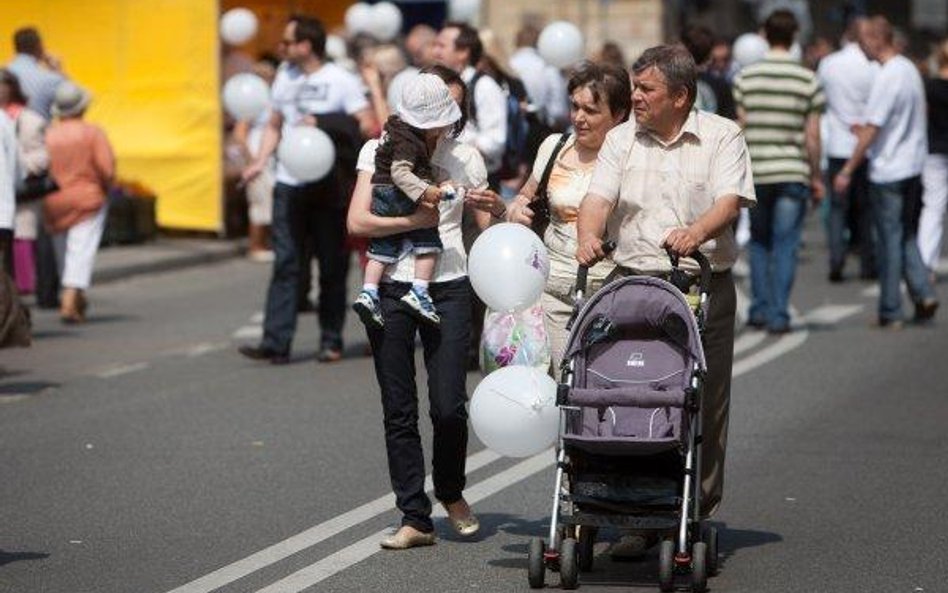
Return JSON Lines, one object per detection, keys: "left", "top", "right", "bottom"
{"left": 487, "top": 379, "right": 551, "bottom": 412}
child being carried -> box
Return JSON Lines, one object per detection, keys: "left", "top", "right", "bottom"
{"left": 353, "top": 74, "right": 462, "bottom": 329}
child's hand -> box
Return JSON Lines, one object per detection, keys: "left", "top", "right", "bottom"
{"left": 419, "top": 185, "right": 442, "bottom": 207}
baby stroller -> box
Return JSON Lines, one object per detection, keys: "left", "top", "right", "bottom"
{"left": 527, "top": 248, "right": 718, "bottom": 592}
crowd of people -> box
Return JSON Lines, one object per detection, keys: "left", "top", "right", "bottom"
{"left": 2, "top": 4, "right": 946, "bottom": 555}
{"left": 1, "top": 26, "right": 115, "bottom": 348}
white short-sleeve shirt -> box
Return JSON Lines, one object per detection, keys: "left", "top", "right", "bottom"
{"left": 272, "top": 62, "right": 369, "bottom": 186}
{"left": 587, "top": 110, "right": 756, "bottom": 273}
{"left": 864, "top": 55, "right": 928, "bottom": 184}
{"left": 357, "top": 135, "right": 488, "bottom": 283}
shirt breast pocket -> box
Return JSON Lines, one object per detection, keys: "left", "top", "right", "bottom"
{"left": 683, "top": 177, "right": 713, "bottom": 224}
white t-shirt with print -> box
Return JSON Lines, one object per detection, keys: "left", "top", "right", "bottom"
{"left": 864, "top": 55, "right": 928, "bottom": 184}
{"left": 271, "top": 62, "right": 369, "bottom": 186}
{"left": 357, "top": 135, "right": 487, "bottom": 283}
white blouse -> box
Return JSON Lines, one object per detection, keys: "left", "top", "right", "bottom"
{"left": 356, "top": 135, "right": 488, "bottom": 283}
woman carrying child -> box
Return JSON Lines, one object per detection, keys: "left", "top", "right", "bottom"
{"left": 347, "top": 65, "right": 509, "bottom": 549}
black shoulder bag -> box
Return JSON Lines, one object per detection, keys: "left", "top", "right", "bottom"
{"left": 530, "top": 133, "right": 570, "bottom": 238}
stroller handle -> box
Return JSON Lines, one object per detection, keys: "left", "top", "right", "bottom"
{"left": 668, "top": 249, "right": 713, "bottom": 296}
{"left": 575, "top": 240, "right": 617, "bottom": 297}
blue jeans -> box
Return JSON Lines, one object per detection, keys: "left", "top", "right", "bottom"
{"left": 748, "top": 182, "right": 809, "bottom": 330}
{"left": 869, "top": 176, "right": 936, "bottom": 322}
{"left": 369, "top": 184, "right": 442, "bottom": 263}
{"left": 261, "top": 182, "right": 349, "bottom": 354}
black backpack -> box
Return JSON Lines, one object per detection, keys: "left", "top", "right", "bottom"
{"left": 470, "top": 72, "right": 530, "bottom": 180}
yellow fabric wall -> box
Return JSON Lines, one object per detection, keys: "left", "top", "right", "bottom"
{"left": 0, "top": 0, "right": 222, "bottom": 231}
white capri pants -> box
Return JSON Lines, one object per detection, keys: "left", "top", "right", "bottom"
{"left": 918, "top": 153, "right": 948, "bottom": 270}
{"left": 53, "top": 206, "right": 108, "bottom": 290}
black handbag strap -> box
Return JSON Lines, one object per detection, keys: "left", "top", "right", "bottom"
{"left": 534, "top": 133, "right": 570, "bottom": 203}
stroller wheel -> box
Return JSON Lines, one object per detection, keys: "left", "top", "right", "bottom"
{"left": 577, "top": 526, "right": 597, "bottom": 572}
{"left": 527, "top": 538, "right": 545, "bottom": 589}
{"left": 559, "top": 537, "right": 579, "bottom": 590}
{"left": 658, "top": 540, "right": 675, "bottom": 592}
{"left": 691, "top": 541, "right": 708, "bottom": 592}
{"left": 701, "top": 525, "right": 719, "bottom": 576}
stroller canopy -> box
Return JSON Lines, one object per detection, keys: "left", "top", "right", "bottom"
{"left": 563, "top": 276, "right": 706, "bottom": 372}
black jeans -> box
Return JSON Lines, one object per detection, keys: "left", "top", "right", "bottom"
{"left": 261, "top": 182, "right": 349, "bottom": 354}
{"left": 368, "top": 278, "right": 472, "bottom": 533}
{"left": 827, "top": 157, "right": 875, "bottom": 276}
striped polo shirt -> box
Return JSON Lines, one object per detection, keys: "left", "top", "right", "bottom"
{"left": 733, "top": 50, "right": 825, "bottom": 185}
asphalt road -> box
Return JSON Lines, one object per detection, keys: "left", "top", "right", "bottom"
{"left": 2, "top": 218, "right": 947, "bottom": 593}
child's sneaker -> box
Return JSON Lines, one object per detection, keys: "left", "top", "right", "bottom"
{"left": 401, "top": 287, "right": 440, "bottom": 326}
{"left": 353, "top": 290, "right": 384, "bottom": 329}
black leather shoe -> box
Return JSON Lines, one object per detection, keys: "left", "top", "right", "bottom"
{"left": 238, "top": 345, "right": 290, "bottom": 365}
{"left": 914, "top": 299, "right": 939, "bottom": 322}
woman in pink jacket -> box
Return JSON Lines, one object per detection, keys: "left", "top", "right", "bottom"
{"left": 44, "top": 81, "right": 114, "bottom": 323}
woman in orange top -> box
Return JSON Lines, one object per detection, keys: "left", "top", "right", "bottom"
{"left": 44, "top": 81, "right": 114, "bottom": 323}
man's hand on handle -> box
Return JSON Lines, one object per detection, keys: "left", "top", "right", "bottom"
{"left": 662, "top": 226, "right": 703, "bottom": 257}
{"left": 576, "top": 234, "right": 606, "bottom": 267}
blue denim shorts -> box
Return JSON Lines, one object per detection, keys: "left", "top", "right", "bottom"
{"left": 368, "top": 184, "right": 442, "bottom": 263}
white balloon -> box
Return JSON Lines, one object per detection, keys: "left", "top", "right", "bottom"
{"left": 277, "top": 127, "right": 336, "bottom": 183}
{"left": 538, "top": 21, "right": 585, "bottom": 69}
{"left": 220, "top": 8, "right": 258, "bottom": 46}
{"left": 470, "top": 365, "right": 559, "bottom": 458}
{"left": 468, "top": 223, "right": 550, "bottom": 313}
{"left": 345, "top": 3, "right": 373, "bottom": 35}
{"left": 222, "top": 73, "right": 269, "bottom": 121}
{"left": 369, "top": 2, "right": 403, "bottom": 41}
{"left": 448, "top": 0, "right": 482, "bottom": 22}
{"left": 733, "top": 33, "right": 768, "bottom": 68}
{"left": 325, "top": 35, "right": 348, "bottom": 62}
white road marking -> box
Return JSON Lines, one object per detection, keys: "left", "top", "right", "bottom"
{"left": 186, "top": 342, "right": 229, "bottom": 358}
{"left": 232, "top": 326, "right": 263, "bottom": 340}
{"left": 801, "top": 304, "right": 864, "bottom": 325}
{"left": 732, "top": 329, "right": 808, "bottom": 377}
{"left": 255, "top": 451, "right": 554, "bottom": 593}
{"left": 96, "top": 362, "right": 149, "bottom": 379}
{"left": 167, "top": 291, "right": 819, "bottom": 593}
{"left": 162, "top": 448, "right": 501, "bottom": 593}
{"left": 733, "top": 331, "right": 766, "bottom": 355}
{"left": 250, "top": 312, "right": 265, "bottom": 324}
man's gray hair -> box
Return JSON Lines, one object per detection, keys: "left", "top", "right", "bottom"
{"left": 631, "top": 45, "right": 698, "bottom": 108}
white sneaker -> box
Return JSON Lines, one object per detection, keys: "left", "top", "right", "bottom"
{"left": 401, "top": 287, "right": 440, "bottom": 326}
{"left": 352, "top": 291, "right": 384, "bottom": 329}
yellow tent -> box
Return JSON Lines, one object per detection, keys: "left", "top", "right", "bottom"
{"left": 0, "top": 1, "right": 347, "bottom": 232}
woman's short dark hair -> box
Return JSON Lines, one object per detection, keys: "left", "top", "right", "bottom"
{"left": 632, "top": 45, "right": 698, "bottom": 108}
{"left": 764, "top": 9, "right": 798, "bottom": 48}
{"left": 0, "top": 69, "right": 28, "bottom": 105}
{"left": 290, "top": 14, "right": 327, "bottom": 59}
{"left": 567, "top": 61, "right": 632, "bottom": 122}
{"left": 421, "top": 64, "right": 468, "bottom": 137}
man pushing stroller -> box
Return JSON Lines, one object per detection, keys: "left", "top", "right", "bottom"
{"left": 575, "top": 44, "right": 756, "bottom": 534}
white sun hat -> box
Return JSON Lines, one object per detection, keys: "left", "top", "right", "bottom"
{"left": 397, "top": 73, "right": 462, "bottom": 130}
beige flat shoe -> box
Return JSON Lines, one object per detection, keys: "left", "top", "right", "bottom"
{"left": 449, "top": 514, "right": 480, "bottom": 536}
{"left": 379, "top": 526, "right": 436, "bottom": 550}
{"left": 443, "top": 500, "right": 480, "bottom": 537}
